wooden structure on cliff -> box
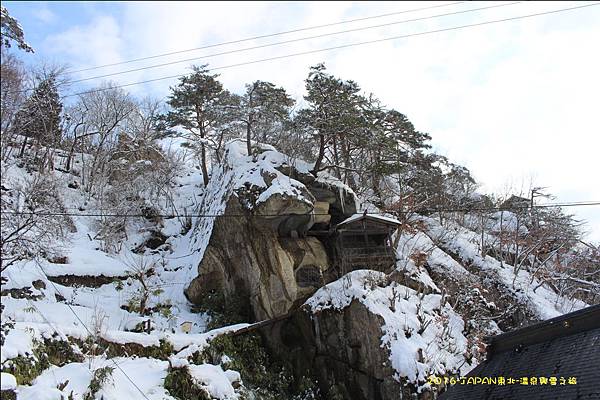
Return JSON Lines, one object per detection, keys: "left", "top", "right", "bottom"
{"left": 333, "top": 213, "right": 400, "bottom": 274}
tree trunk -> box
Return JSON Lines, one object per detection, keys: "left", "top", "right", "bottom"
{"left": 341, "top": 138, "right": 355, "bottom": 188}
{"left": 200, "top": 142, "right": 209, "bottom": 186}
{"left": 65, "top": 133, "right": 79, "bottom": 172}
{"left": 481, "top": 213, "right": 486, "bottom": 257}
{"left": 312, "top": 133, "right": 326, "bottom": 176}
{"left": 499, "top": 211, "right": 504, "bottom": 267}
{"left": 332, "top": 136, "right": 341, "bottom": 179}
{"left": 19, "top": 136, "right": 27, "bottom": 157}
{"left": 196, "top": 107, "right": 210, "bottom": 186}
{"left": 246, "top": 119, "right": 252, "bottom": 157}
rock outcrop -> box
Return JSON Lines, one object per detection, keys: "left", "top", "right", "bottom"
{"left": 186, "top": 196, "right": 331, "bottom": 320}
{"left": 262, "top": 270, "right": 470, "bottom": 400}
{"left": 185, "top": 141, "right": 357, "bottom": 320}
{"left": 184, "top": 141, "right": 583, "bottom": 400}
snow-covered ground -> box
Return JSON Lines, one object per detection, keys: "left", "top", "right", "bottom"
{"left": 1, "top": 142, "right": 246, "bottom": 399}
{"left": 1, "top": 140, "right": 589, "bottom": 399}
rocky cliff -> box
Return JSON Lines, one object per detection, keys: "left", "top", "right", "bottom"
{"left": 183, "top": 141, "right": 587, "bottom": 399}
{"left": 185, "top": 140, "right": 357, "bottom": 320}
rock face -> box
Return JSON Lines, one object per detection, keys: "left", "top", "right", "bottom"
{"left": 262, "top": 270, "right": 470, "bottom": 400}
{"left": 186, "top": 196, "right": 331, "bottom": 320}
{"left": 272, "top": 301, "right": 406, "bottom": 400}
{"left": 185, "top": 141, "right": 358, "bottom": 320}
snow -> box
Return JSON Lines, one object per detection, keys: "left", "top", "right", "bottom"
{"left": 418, "top": 216, "right": 587, "bottom": 319}
{"left": 0, "top": 372, "right": 17, "bottom": 390}
{"left": 26, "top": 363, "right": 92, "bottom": 399}
{"left": 18, "top": 386, "right": 64, "bottom": 400}
{"left": 255, "top": 175, "right": 309, "bottom": 206}
{"left": 396, "top": 229, "right": 470, "bottom": 276}
{"left": 102, "top": 330, "right": 161, "bottom": 347}
{"left": 42, "top": 222, "right": 132, "bottom": 278}
{"left": 168, "top": 356, "right": 189, "bottom": 368}
{"left": 227, "top": 141, "right": 313, "bottom": 209}
{"left": 167, "top": 323, "right": 250, "bottom": 352}
{"left": 96, "top": 358, "right": 173, "bottom": 400}
{"left": 1, "top": 296, "right": 144, "bottom": 335}
{"left": 1, "top": 323, "right": 34, "bottom": 363}
{"left": 189, "top": 139, "right": 351, "bottom": 267}
{"left": 0, "top": 146, "right": 248, "bottom": 400}
{"left": 306, "top": 270, "right": 471, "bottom": 386}
{"left": 188, "top": 364, "right": 238, "bottom": 399}
{"left": 223, "top": 369, "right": 241, "bottom": 384}
{"left": 1, "top": 138, "right": 591, "bottom": 398}
{"left": 16, "top": 358, "right": 175, "bottom": 400}
{"left": 338, "top": 213, "right": 401, "bottom": 227}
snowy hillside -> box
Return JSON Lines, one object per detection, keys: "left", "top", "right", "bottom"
{"left": 0, "top": 142, "right": 254, "bottom": 400}
{"left": 2, "top": 138, "right": 593, "bottom": 400}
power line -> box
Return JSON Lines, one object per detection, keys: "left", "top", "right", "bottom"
{"left": 3, "top": 1, "right": 508, "bottom": 96}
{"left": 68, "top": 1, "right": 466, "bottom": 74}
{"left": 61, "top": 2, "right": 600, "bottom": 99}
{"left": 3, "top": 201, "right": 599, "bottom": 219}
{"left": 69, "top": 2, "right": 521, "bottom": 85}
{"left": 30, "top": 259, "right": 152, "bottom": 400}
{"left": 46, "top": 199, "right": 600, "bottom": 213}
{"left": 19, "top": 295, "right": 98, "bottom": 391}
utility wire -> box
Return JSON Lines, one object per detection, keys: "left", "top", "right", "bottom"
{"left": 46, "top": 199, "right": 600, "bottom": 212}
{"left": 69, "top": 2, "right": 521, "bottom": 84}
{"left": 60, "top": 2, "right": 600, "bottom": 99}
{"left": 3, "top": 201, "right": 600, "bottom": 219}
{"left": 30, "top": 259, "right": 153, "bottom": 400}
{"left": 68, "top": 1, "right": 466, "bottom": 74}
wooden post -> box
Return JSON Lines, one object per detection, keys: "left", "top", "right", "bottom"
{"left": 499, "top": 211, "right": 504, "bottom": 267}
{"left": 481, "top": 213, "right": 486, "bottom": 258}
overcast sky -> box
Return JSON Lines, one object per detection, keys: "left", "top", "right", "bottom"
{"left": 5, "top": 1, "right": 600, "bottom": 241}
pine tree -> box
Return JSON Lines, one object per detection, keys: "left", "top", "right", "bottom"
{"left": 238, "top": 80, "right": 294, "bottom": 156}
{"left": 13, "top": 74, "right": 63, "bottom": 159}
{"left": 166, "top": 65, "right": 228, "bottom": 186}
{"left": 1, "top": 6, "right": 34, "bottom": 52}
{"left": 298, "top": 63, "right": 366, "bottom": 179}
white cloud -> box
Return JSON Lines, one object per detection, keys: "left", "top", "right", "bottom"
{"left": 33, "top": 6, "right": 57, "bottom": 24}
{"left": 44, "top": 15, "right": 123, "bottom": 72}
{"left": 40, "top": 1, "right": 600, "bottom": 241}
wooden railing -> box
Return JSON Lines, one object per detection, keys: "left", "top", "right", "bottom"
{"left": 343, "top": 246, "right": 391, "bottom": 256}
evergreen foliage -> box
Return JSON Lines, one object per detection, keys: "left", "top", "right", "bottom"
{"left": 165, "top": 64, "right": 229, "bottom": 186}
{"left": 0, "top": 6, "right": 33, "bottom": 52}
{"left": 12, "top": 74, "right": 63, "bottom": 155}
{"left": 236, "top": 80, "right": 294, "bottom": 156}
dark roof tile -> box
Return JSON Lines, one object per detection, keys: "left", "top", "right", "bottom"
{"left": 440, "top": 305, "right": 600, "bottom": 400}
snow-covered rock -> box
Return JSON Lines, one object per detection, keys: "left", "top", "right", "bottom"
{"left": 293, "top": 270, "right": 471, "bottom": 399}
{"left": 185, "top": 140, "right": 357, "bottom": 320}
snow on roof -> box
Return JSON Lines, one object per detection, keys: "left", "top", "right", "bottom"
{"left": 337, "top": 213, "right": 401, "bottom": 227}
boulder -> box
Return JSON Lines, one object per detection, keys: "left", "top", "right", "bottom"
{"left": 262, "top": 300, "right": 409, "bottom": 400}
{"left": 185, "top": 141, "right": 358, "bottom": 321}
{"left": 186, "top": 197, "right": 330, "bottom": 320}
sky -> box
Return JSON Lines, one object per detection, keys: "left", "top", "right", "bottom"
{"left": 4, "top": 1, "right": 600, "bottom": 242}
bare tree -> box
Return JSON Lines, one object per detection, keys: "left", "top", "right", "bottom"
{"left": 0, "top": 49, "right": 26, "bottom": 160}
{"left": 70, "top": 83, "right": 135, "bottom": 194}
{"left": 1, "top": 172, "right": 72, "bottom": 271}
